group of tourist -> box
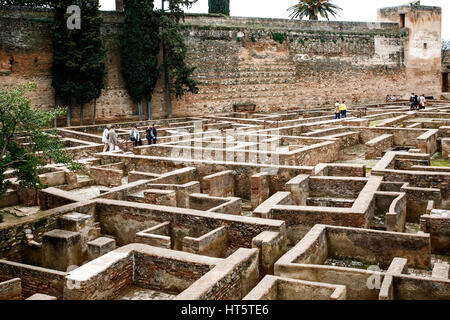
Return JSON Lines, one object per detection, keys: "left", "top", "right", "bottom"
{"left": 101, "top": 123, "right": 158, "bottom": 152}
{"left": 409, "top": 93, "right": 427, "bottom": 111}
{"left": 334, "top": 101, "right": 348, "bottom": 119}
{"left": 332, "top": 93, "right": 427, "bottom": 119}
{"left": 102, "top": 124, "right": 120, "bottom": 152}
{"left": 129, "top": 124, "right": 158, "bottom": 147}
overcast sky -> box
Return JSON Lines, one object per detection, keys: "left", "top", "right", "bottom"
{"left": 99, "top": 0, "right": 450, "bottom": 40}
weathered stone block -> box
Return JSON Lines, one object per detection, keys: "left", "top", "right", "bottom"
{"left": 87, "top": 237, "right": 116, "bottom": 261}
{"left": 42, "top": 229, "right": 82, "bottom": 272}
{"left": 26, "top": 293, "right": 57, "bottom": 300}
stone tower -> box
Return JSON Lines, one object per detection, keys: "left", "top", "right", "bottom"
{"left": 378, "top": 4, "right": 442, "bottom": 97}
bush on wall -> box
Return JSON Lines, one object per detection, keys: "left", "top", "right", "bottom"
{"left": 208, "top": 0, "right": 229, "bottom": 16}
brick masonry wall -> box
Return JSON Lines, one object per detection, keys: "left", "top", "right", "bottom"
{"left": 0, "top": 260, "right": 67, "bottom": 299}
{"left": 95, "top": 199, "right": 285, "bottom": 252}
{"left": 0, "top": 278, "right": 22, "bottom": 300}
{"left": 176, "top": 248, "right": 259, "bottom": 300}
{"left": 133, "top": 251, "right": 215, "bottom": 293}
{"left": 63, "top": 254, "right": 133, "bottom": 300}
{"left": 0, "top": 201, "right": 94, "bottom": 262}
{"left": 1, "top": 6, "right": 439, "bottom": 124}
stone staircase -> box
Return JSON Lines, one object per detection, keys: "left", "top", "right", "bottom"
{"left": 183, "top": 40, "right": 302, "bottom": 114}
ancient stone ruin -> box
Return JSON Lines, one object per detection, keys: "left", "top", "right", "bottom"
{"left": 1, "top": 101, "right": 450, "bottom": 300}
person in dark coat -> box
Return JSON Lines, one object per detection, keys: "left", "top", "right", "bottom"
{"left": 146, "top": 124, "right": 157, "bottom": 145}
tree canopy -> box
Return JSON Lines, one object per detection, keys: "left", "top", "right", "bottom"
{"left": 122, "top": 0, "right": 160, "bottom": 105}
{"left": 158, "top": 0, "right": 200, "bottom": 118}
{"left": 288, "top": 0, "right": 342, "bottom": 21}
{"left": 51, "top": 0, "right": 107, "bottom": 125}
{"left": 159, "top": 14, "right": 200, "bottom": 99}
{"left": 208, "top": 0, "right": 230, "bottom": 16}
{"left": 0, "top": 0, "right": 51, "bottom": 6}
{"left": 0, "top": 82, "right": 79, "bottom": 197}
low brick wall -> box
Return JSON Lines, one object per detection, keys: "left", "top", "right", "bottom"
{"left": 0, "top": 190, "right": 19, "bottom": 207}
{"left": 420, "top": 214, "right": 450, "bottom": 255}
{"left": 98, "top": 153, "right": 312, "bottom": 201}
{"left": 0, "top": 260, "right": 67, "bottom": 299}
{"left": 0, "top": 201, "right": 95, "bottom": 263}
{"left": 243, "top": 275, "right": 346, "bottom": 300}
{"left": 251, "top": 172, "right": 270, "bottom": 209}
{"left": 0, "top": 278, "right": 22, "bottom": 300}
{"left": 385, "top": 193, "right": 407, "bottom": 232}
{"left": 275, "top": 224, "right": 436, "bottom": 300}
{"left": 251, "top": 231, "right": 286, "bottom": 278}
{"left": 134, "top": 246, "right": 220, "bottom": 294}
{"left": 202, "top": 170, "right": 235, "bottom": 197}
{"left": 64, "top": 244, "right": 221, "bottom": 299}
{"left": 175, "top": 248, "right": 259, "bottom": 300}
{"left": 89, "top": 166, "right": 123, "bottom": 187}
{"left": 95, "top": 199, "right": 286, "bottom": 251}
{"left": 128, "top": 171, "right": 160, "bottom": 183}
{"left": 442, "top": 138, "right": 450, "bottom": 159}
{"left": 64, "top": 249, "right": 134, "bottom": 300}
{"left": 66, "top": 144, "right": 104, "bottom": 160}
{"left": 182, "top": 226, "right": 228, "bottom": 258}
{"left": 189, "top": 193, "right": 241, "bottom": 215}
{"left": 135, "top": 222, "right": 172, "bottom": 248}
{"left": 326, "top": 225, "right": 431, "bottom": 269}
{"left": 415, "top": 129, "right": 438, "bottom": 155}
{"left": 393, "top": 275, "right": 450, "bottom": 300}
{"left": 314, "top": 164, "right": 366, "bottom": 177}
{"left": 38, "top": 187, "right": 83, "bottom": 210}
{"left": 146, "top": 182, "right": 201, "bottom": 208}
{"left": 309, "top": 176, "right": 367, "bottom": 199}
{"left": 365, "top": 134, "right": 394, "bottom": 159}
{"left": 151, "top": 167, "right": 198, "bottom": 185}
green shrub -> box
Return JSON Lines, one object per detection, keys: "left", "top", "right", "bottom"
{"left": 208, "top": 0, "right": 230, "bottom": 16}
{"left": 271, "top": 32, "right": 287, "bottom": 44}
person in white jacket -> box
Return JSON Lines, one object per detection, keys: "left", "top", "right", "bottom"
{"left": 102, "top": 124, "right": 111, "bottom": 152}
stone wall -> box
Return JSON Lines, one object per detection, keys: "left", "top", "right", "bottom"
{"left": 243, "top": 275, "right": 346, "bottom": 300}
{"left": 0, "top": 201, "right": 95, "bottom": 262}
{"left": 0, "top": 5, "right": 442, "bottom": 124}
{"left": 326, "top": 225, "right": 431, "bottom": 268}
{"left": 420, "top": 213, "right": 450, "bottom": 255}
{"left": 0, "top": 278, "right": 22, "bottom": 300}
{"left": 0, "top": 259, "right": 67, "bottom": 299}
{"left": 378, "top": 5, "right": 442, "bottom": 96}
{"left": 64, "top": 244, "right": 221, "bottom": 300}
{"left": 95, "top": 199, "right": 285, "bottom": 252}
{"left": 175, "top": 248, "right": 259, "bottom": 300}
{"left": 366, "top": 134, "right": 394, "bottom": 159}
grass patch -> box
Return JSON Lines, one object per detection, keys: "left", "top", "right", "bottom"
{"left": 369, "top": 120, "right": 384, "bottom": 127}
{"left": 431, "top": 160, "right": 449, "bottom": 167}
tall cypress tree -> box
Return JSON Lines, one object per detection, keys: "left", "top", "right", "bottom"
{"left": 208, "top": 0, "right": 230, "bottom": 16}
{"left": 122, "top": 0, "right": 160, "bottom": 121}
{"left": 159, "top": 0, "right": 200, "bottom": 118}
{"left": 51, "top": 0, "right": 106, "bottom": 126}
{"left": 51, "top": 0, "right": 77, "bottom": 126}
{"left": 74, "top": 0, "right": 107, "bottom": 125}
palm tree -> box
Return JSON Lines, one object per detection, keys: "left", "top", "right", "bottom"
{"left": 288, "top": 0, "right": 342, "bottom": 21}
